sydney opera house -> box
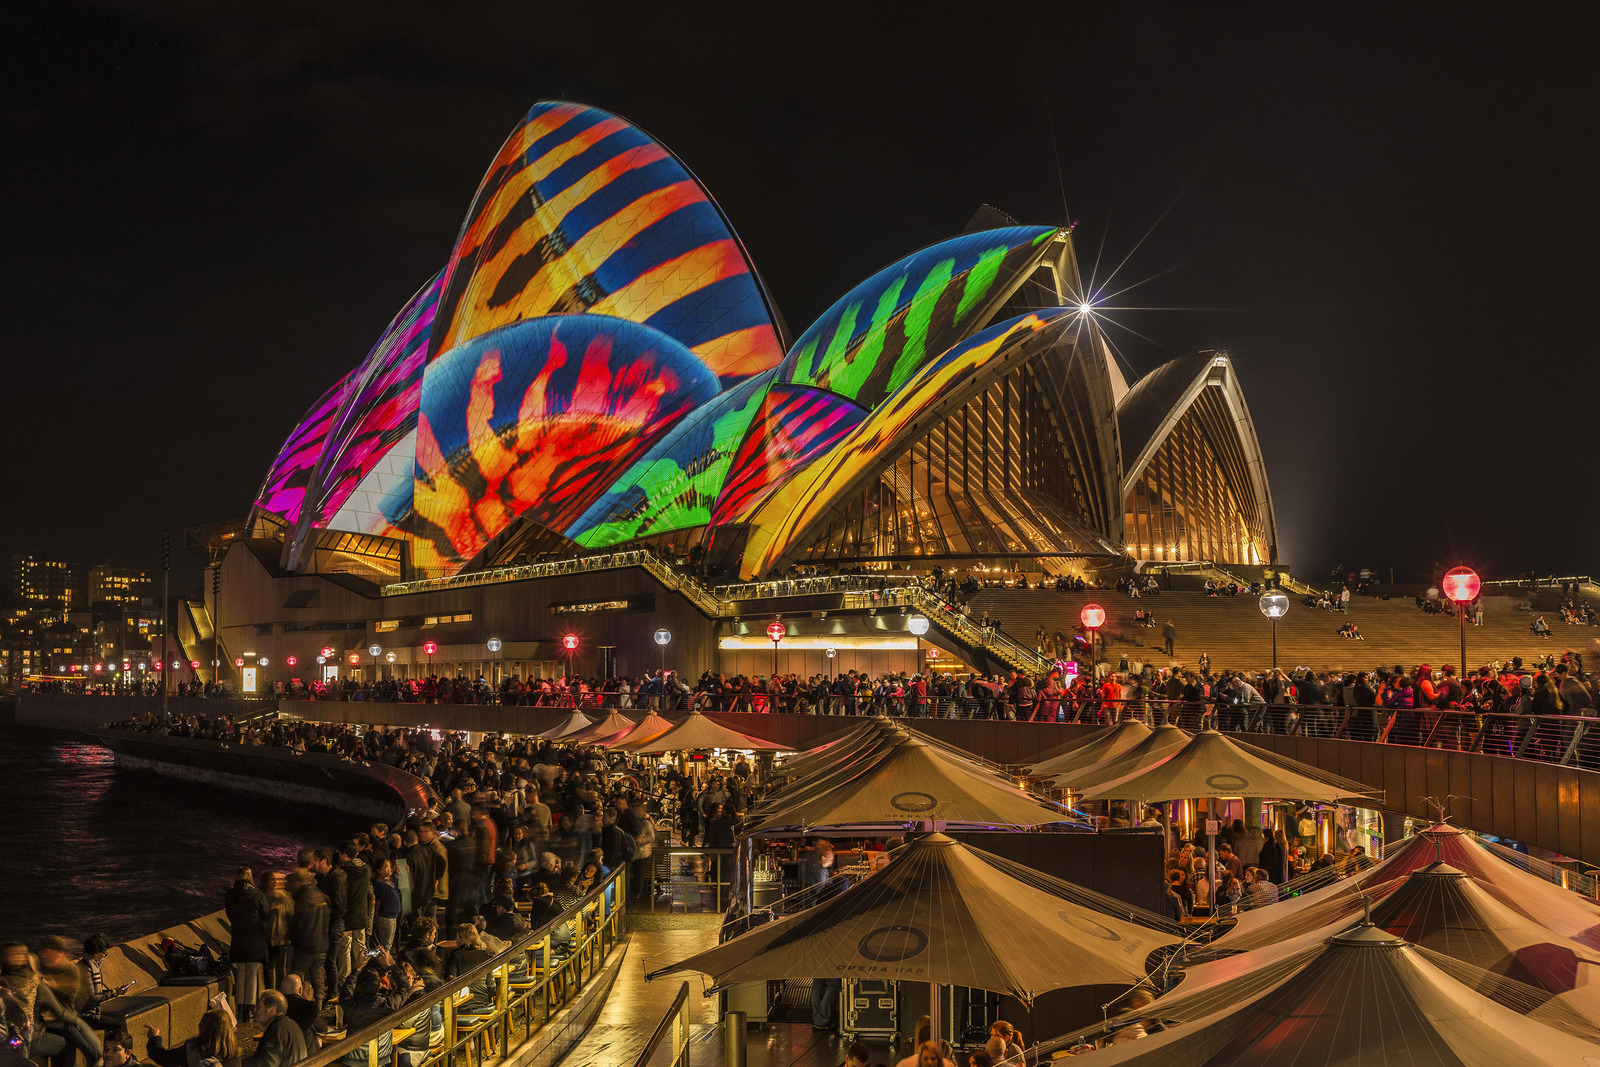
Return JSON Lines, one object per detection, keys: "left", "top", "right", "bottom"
{"left": 191, "top": 101, "right": 1279, "bottom": 685}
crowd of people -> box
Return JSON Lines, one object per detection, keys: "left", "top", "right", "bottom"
{"left": 7, "top": 713, "right": 781, "bottom": 1067}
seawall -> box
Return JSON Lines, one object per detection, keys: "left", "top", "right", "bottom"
{"left": 96, "top": 730, "right": 432, "bottom": 823}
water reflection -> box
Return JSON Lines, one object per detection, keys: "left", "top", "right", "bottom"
{"left": 0, "top": 723, "right": 363, "bottom": 943}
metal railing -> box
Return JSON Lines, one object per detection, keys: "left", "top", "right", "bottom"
{"left": 303, "top": 867, "right": 627, "bottom": 1067}
{"left": 837, "top": 583, "right": 1048, "bottom": 673}
{"left": 382, "top": 550, "right": 663, "bottom": 597}
{"left": 632, "top": 981, "right": 692, "bottom": 1067}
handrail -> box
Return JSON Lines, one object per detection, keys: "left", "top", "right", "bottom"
{"left": 300, "top": 865, "right": 627, "bottom": 1067}
{"left": 632, "top": 980, "right": 692, "bottom": 1067}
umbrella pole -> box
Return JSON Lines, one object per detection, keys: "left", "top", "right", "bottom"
{"left": 929, "top": 982, "right": 941, "bottom": 1048}
{"left": 1208, "top": 796, "right": 1218, "bottom": 914}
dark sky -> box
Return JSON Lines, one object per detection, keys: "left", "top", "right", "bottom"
{"left": 4, "top": 1, "right": 1595, "bottom": 586}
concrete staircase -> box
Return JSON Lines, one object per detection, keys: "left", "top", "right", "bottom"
{"left": 967, "top": 586, "right": 1596, "bottom": 673}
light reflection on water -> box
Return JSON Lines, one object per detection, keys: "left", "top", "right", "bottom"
{"left": 0, "top": 723, "right": 363, "bottom": 944}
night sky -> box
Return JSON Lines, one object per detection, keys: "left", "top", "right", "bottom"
{"left": 5, "top": 2, "right": 1595, "bottom": 587}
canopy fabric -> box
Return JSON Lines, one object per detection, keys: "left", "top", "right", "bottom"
{"left": 1074, "top": 923, "right": 1600, "bottom": 1065}
{"left": 747, "top": 730, "right": 914, "bottom": 828}
{"left": 647, "top": 833, "right": 1175, "bottom": 1003}
{"left": 1226, "top": 824, "right": 1600, "bottom": 953}
{"left": 603, "top": 710, "right": 675, "bottom": 749}
{"left": 1074, "top": 729, "right": 1382, "bottom": 803}
{"left": 1370, "top": 862, "right": 1600, "bottom": 1022}
{"left": 561, "top": 709, "right": 637, "bottom": 743}
{"left": 772, "top": 721, "right": 887, "bottom": 779}
{"left": 1227, "top": 825, "right": 1477, "bottom": 946}
{"left": 531, "top": 709, "right": 594, "bottom": 739}
{"left": 749, "top": 736, "right": 1077, "bottom": 829}
{"left": 1025, "top": 720, "right": 1153, "bottom": 780}
{"left": 1053, "top": 724, "right": 1192, "bottom": 793}
{"left": 617, "top": 709, "right": 792, "bottom": 753}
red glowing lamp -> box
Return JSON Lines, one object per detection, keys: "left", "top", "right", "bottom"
{"left": 562, "top": 634, "right": 579, "bottom": 651}
{"left": 1442, "top": 566, "right": 1481, "bottom": 603}
{"left": 1080, "top": 603, "right": 1106, "bottom": 629}
{"left": 423, "top": 640, "right": 438, "bottom": 656}
{"left": 93, "top": 664, "right": 103, "bottom": 672}
{"left": 234, "top": 658, "right": 245, "bottom": 668}
{"left": 153, "top": 662, "right": 162, "bottom": 671}
{"left": 286, "top": 655, "right": 297, "bottom": 667}
{"left": 190, "top": 660, "right": 201, "bottom": 669}
{"left": 348, "top": 653, "right": 361, "bottom": 665}
{"left": 320, "top": 646, "right": 335, "bottom": 659}
{"left": 767, "top": 620, "right": 787, "bottom": 643}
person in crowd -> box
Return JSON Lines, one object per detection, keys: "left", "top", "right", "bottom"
{"left": 1241, "top": 867, "right": 1280, "bottom": 907}
{"left": 145, "top": 1009, "right": 241, "bottom": 1067}
{"left": 985, "top": 1021, "right": 1023, "bottom": 1062}
{"left": 286, "top": 869, "right": 330, "bottom": 1008}
{"left": 34, "top": 935, "right": 103, "bottom": 1067}
{"left": 276, "top": 975, "right": 318, "bottom": 1033}
{"left": 225, "top": 867, "right": 270, "bottom": 1015}
{"left": 263, "top": 871, "right": 295, "bottom": 992}
{"left": 242, "top": 993, "right": 308, "bottom": 1067}
{"left": 372, "top": 858, "right": 402, "bottom": 952}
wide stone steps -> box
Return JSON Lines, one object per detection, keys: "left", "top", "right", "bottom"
{"left": 965, "top": 588, "right": 1592, "bottom": 673}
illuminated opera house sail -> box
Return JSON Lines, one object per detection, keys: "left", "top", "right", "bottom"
{"left": 248, "top": 101, "right": 1277, "bottom": 584}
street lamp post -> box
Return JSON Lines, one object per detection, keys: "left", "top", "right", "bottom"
{"left": 826, "top": 647, "right": 836, "bottom": 682}
{"left": 767, "top": 618, "right": 786, "bottom": 678}
{"left": 908, "top": 613, "right": 929, "bottom": 676}
{"left": 487, "top": 638, "right": 504, "bottom": 692}
{"left": 1442, "top": 566, "right": 1481, "bottom": 681}
{"left": 654, "top": 628, "right": 671, "bottom": 675}
{"left": 1079, "top": 603, "right": 1105, "bottom": 675}
{"left": 559, "top": 634, "right": 576, "bottom": 686}
{"left": 1258, "top": 590, "right": 1290, "bottom": 672}
{"left": 368, "top": 643, "right": 383, "bottom": 682}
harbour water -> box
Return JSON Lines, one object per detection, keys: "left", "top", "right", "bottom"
{"left": 0, "top": 722, "right": 363, "bottom": 944}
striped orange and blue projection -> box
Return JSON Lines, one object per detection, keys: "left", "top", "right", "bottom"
{"left": 430, "top": 101, "right": 784, "bottom": 385}
{"left": 401, "top": 315, "right": 721, "bottom": 576}
{"left": 711, "top": 226, "right": 1058, "bottom": 524}
{"left": 738, "top": 311, "right": 1072, "bottom": 577}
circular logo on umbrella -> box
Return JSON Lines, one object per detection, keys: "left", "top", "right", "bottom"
{"left": 890, "top": 791, "right": 939, "bottom": 813}
{"left": 858, "top": 925, "right": 929, "bottom": 962}
{"left": 1058, "top": 910, "right": 1121, "bottom": 941}
{"left": 1205, "top": 773, "right": 1250, "bottom": 792}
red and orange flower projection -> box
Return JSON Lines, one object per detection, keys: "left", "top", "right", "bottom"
{"left": 402, "top": 315, "right": 721, "bottom": 575}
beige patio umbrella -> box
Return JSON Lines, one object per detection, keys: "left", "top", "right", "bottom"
{"left": 1054, "top": 723, "right": 1193, "bottom": 793}
{"left": 1076, "top": 729, "right": 1381, "bottom": 914}
{"left": 1074, "top": 729, "right": 1383, "bottom": 805}
{"left": 619, "top": 709, "right": 792, "bottom": 753}
{"left": 603, "top": 709, "right": 675, "bottom": 749}
{"left": 1024, "top": 719, "right": 1153, "bottom": 779}
{"left": 531, "top": 709, "right": 594, "bottom": 739}
{"left": 750, "top": 736, "right": 1078, "bottom": 829}
{"left": 771, "top": 720, "right": 888, "bottom": 779}
{"left": 747, "top": 723, "right": 921, "bottom": 821}
{"left": 560, "top": 708, "right": 636, "bottom": 743}
{"left": 1056, "top": 919, "right": 1600, "bottom": 1065}
{"left": 647, "top": 832, "right": 1175, "bottom": 1003}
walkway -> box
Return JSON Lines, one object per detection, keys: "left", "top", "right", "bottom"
{"left": 570, "top": 913, "right": 852, "bottom": 1067}
{"left": 564, "top": 917, "right": 723, "bottom": 1067}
